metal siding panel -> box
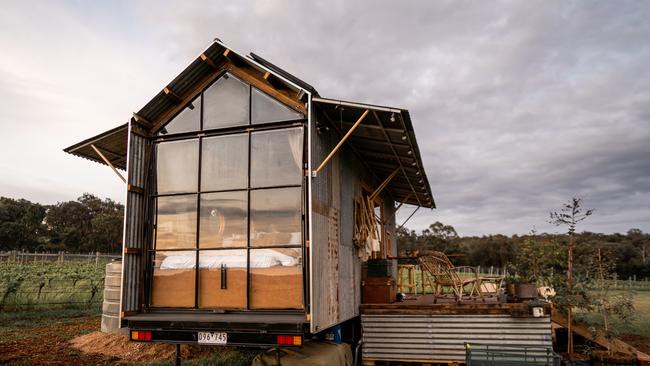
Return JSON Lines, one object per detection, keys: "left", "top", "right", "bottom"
{"left": 361, "top": 314, "right": 552, "bottom": 362}
{"left": 311, "top": 110, "right": 387, "bottom": 332}
{"left": 122, "top": 132, "right": 149, "bottom": 313}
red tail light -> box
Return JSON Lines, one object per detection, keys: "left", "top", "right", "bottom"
{"left": 131, "top": 330, "right": 152, "bottom": 341}
{"left": 277, "top": 335, "right": 302, "bottom": 346}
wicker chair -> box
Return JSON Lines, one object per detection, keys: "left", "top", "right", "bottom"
{"left": 418, "top": 252, "right": 482, "bottom": 302}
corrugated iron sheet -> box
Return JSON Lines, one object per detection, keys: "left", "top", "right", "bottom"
{"left": 63, "top": 124, "right": 128, "bottom": 170}
{"left": 361, "top": 314, "right": 552, "bottom": 363}
{"left": 121, "top": 130, "right": 150, "bottom": 313}
{"left": 313, "top": 98, "right": 434, "bottom": 208}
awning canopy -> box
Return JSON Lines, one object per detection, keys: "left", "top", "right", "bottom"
{"left": 64, "top": 124, "right": 128, "bottom": 170}
{"left": 313, "top": 97, "right": 435, "bottom": 208}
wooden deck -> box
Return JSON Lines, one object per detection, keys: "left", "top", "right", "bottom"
{"left": 361, "top": 295, "right": 544, "bottom": 316}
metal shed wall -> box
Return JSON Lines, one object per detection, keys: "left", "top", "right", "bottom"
{"left": 120, "top": 125, "right": 151, "bottom": 316}
{"left": 310, "top": 110, "right": 396, "bottom": 333}
{"left": 361, "top": 314, "right": 553, "bottom": 362}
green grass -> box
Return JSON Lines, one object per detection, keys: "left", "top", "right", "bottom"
{"left": 0, "top": 307, "right": 101, "bottom": 333}
{"left": 0, "top": 262, "right": 106, "bottom": 310}
{"left": 571, "top": 290, "right": 650, "bottom": 339}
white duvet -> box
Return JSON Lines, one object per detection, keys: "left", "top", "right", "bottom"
{"left": 160, "top": 249, "right": 299, "bottom": 270}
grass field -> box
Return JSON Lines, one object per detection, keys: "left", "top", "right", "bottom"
{"left": 0, "top": 262, "right": 106, "bottom": 310}
{"left": 575, "top": 290, "right": 650, "bottom": 338}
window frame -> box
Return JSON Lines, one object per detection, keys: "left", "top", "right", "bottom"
{"left": 147, "top": 72, "right": 307, "bottom": 311}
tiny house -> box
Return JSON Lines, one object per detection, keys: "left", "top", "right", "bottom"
{"left": 65, "top": 39, "right": 434, "bottom": 346}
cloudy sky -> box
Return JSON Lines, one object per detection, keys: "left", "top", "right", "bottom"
{"left": 1, "top": 1, "right": 648, "bottom": 236}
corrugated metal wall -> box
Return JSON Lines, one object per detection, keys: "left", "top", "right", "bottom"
{"left": 311, "top": 110, "right": 396, "bottom": 333}
{"left": 121, "top": 127, "right": 151, "bottom": 315}
{"left": 362, "top": 314, "right": 553, "bottom": 362}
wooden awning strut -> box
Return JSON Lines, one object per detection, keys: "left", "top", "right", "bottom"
{"left": 313, "top": 109, "right": 369, "bottom": 176}
{"left": 91, "top": 144, "right": 126, "bottom": 184}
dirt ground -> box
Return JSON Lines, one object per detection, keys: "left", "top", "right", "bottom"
{"left": 0, "top": 312, "right": 252, "bottom": 366}
{"left": 620, "top": 334, "right": 650, "bottom": 354}
{"left": 0, "top": 315, "right": 119, "bottom": 365}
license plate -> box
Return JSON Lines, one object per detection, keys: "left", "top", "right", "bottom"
{"left": 197, "top": 331, "right": 227, "bottom": 344}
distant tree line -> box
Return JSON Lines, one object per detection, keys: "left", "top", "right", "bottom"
{"left": 0, "top": 194, "right": 123, "bottom": 253}
{"left": 397, "top": 222, "right": 650, "bottom": 279}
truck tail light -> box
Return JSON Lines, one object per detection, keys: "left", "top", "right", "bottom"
{"left": 277, "top": 335, "right": 302, "bottom": 346}
{"left": 131, "top": 330, "right": 152, "bottom": 341}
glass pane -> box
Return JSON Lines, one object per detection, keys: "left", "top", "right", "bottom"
{"left": 198, "top": 249, "right": 247, "bottom": 308}
{"left": 160, "top": 96, "right": 201, "bottom": 134}
{"left": 250, "top": 248, "right": 303, "bottom": 309}
{"left": 203, "top": 73, "right": 249, "bottom": 129}
{"left": 199, "top": 191, "right": 247, "bottom": 249}
{"left": 251, "top": 88, "right": 303, "bottom": 124}
{"left": 251, "top": 128, "right": 303, "bottom": 188}
{"left": 151, "top": 250, "right": 196, "bottom": 307}
{"left": 201, "top": 134, "right": 248, "bottom": 191}
{"left": 155, "top": 195, "right": 197, "bottom": 250}
{"left": 250, "top": 187, "right": 302, "bottom": 247}
{"left": 156, "top": 139, "right": 198, "bottom": 194}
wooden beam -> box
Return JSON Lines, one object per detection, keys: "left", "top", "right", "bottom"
{"left": 124, "top": 247, "right": 142, "bottom": 254}
{"left": 397, "top": 206, "right": 420, "bottom": 231}
{"left": 314, "top": 109, "right": 369, "bottom": 175}
{"left": 385, "top": 192, "right": 412, "bottom": 224}
{"left": 370, "top": 167, "right": 400, "bottom": 201}
{"left": 127, "top": 184, "right": 144, "bottom": 195}
{"left": 200, "top": 53, "right": 218, "bottom": 70}
{"left": 339, "top": 120, "right": 405, "bottom": 134}
{"left": 228, "top": 65, "right": 306, "bottom": 114}
{"left": 132, "top": 113, "right": 154, "bottom": 128}
{"left": 151, "top": 60, "right": 228, "bottom": 132}
{"left": 91, "top": 144, "right": 126, "bottom": 183}
{"left": 319, "top": 109, "right": 386, "bottom": 193}
{"left": 372, "top": 111, "right": 423, "bottom": 207}
{"left": 163, "top": 86, "right": 182, "bottom": 103}
{"left": 222, "top": 48, "right": 245, "bottom": 67}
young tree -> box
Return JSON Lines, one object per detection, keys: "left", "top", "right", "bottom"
{"left": 549, "top": 197, "right": 593, "bottom": 355}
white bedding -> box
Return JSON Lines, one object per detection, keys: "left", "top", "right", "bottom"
{"left": 160, "top": 249, "right": 299, "bottom": 270}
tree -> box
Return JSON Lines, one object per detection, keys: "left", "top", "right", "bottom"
{"left": 45, "top": 193, "right": 123, "bottom": 252}
{"left": 549, "top": 197, "right": 593, "bottom": 355}
{"left": 428, "top": 221, "right": 458, "bottom": 240}
{"left": 628, "top": 228, "right": 649, "bottom": 264}
{"left": 0, "top": 197, "right": 47, "bottom": 251}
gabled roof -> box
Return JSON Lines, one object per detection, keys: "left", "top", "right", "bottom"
{"left": 64, "top": 39, "right": 435, "bottom": 208}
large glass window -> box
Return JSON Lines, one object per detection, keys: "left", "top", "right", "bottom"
{"left": 199, "top": 191, "right": 247, "bottom": 249}
{"left": 155, "top": 195, "right": 197, "bottom": 250}
{"left": 156, "top": 73, "right": 306, "bottom": 136}
{"left": 199, "top": 249, "right": 247, "bottom": 308}
{"left": 201, "top": 134, "right": 248, "bottom": 191}
{"left": 250, "top": 248, "right": 303, "bottom": 309}
{"left": 252, "top": 88, "right": 303, "bottom": 124}
{"left": 203, "top": 74, "right": 249, "bottom": 129}
{"left": 251, "top": 128, "right": 303, "bottom": 187}
{"left": 250, "top": 187, "right": 302, "bottom": 247}
{"left": 161, "top": 96, "right": 201, "bottom": 134}
{"left": 150, "top": 250, "right": 196, "bottom": 308}
{"left": 151, "top": 72, "right": 305, "bottom": 310}
{"left": 156, "top": 140, "right": 198, "bottom": 194}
